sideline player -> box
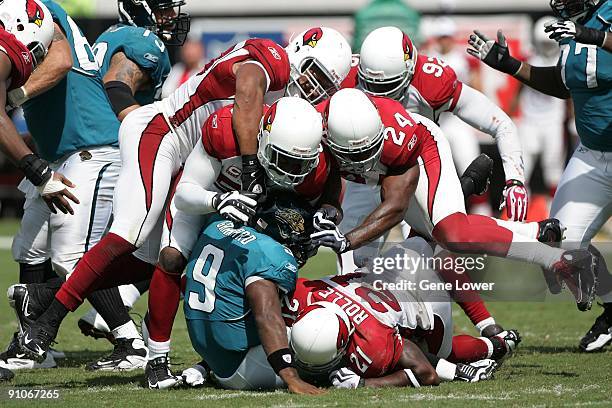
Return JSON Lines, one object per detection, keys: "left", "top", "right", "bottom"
{"left": 18, "top": 28, "right": 352, "bottom": 383}
{"left": 312, "top": 89, "right": 597, "bottom": 312}
{"left": 183, "top": 196, "right": 322, "bottom": 394}
{"left": 467, "top": 0, "right": 612, "bottom": 351}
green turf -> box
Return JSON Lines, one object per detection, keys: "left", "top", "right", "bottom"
{"left": 0, "top": 242, "right": 610, "bottom": 407}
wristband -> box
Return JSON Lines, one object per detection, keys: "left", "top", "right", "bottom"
{"left": 18, "top": 154, "right": 52, "bottom": 187}
{"left": 267, "top": 348, "right": 295, "bottom": 375}
{"left": 7, "top": 86, "right": 28, "bottom": 108}
{"left": 403, "top": 369, "right": 421, "bottom": 388}
{"left": 242, "top": 154, "right": 259, "bottom": 168}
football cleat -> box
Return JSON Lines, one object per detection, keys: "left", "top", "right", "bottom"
{"left": 579, "top": 303, "right": 612, "bottom": 352}
{"left": 490, "top": 329, "right": 521, "bottom": 361}
{"left": 86, "top": 338, "right": 148, "bottom": 371}
{"left": 146, "top": 355, "right": 183, "bottom": 390}
{"left": 455, "top": 359, "right": 497, "bottom": 382}
{"left": 0, "top": 367, "right": 14, "bottom": 382}
{"left": 7, "top": 284, "right": 45, "bottom": 332}
{"left": 78, "top": 308, "right": 115, "bottom": 344}
{"left": 481, "top": 323, "right": 504, "bottom": 338}
{"left": 551, "top": 249, "right": 597, "bottom": 311}
{"left": 17, "top": 321, "right": 58, "bottom": 364}
{"left": 536, "top": 218, "right": 565, "bottom": 244}
{"left": 0, "top": 333, "right": 56, "bottom": 370}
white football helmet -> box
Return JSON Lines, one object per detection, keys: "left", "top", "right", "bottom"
{"left": 533, "top": 16, "right": 560, "bottom": 59}
{"left": 0, "top": 0, "right": 54, "bottom": 67}
{"left": 323, "top": 88, "right": 384, "bottom": 173}
{"left": 285, "top": 27, "right": 352, "bottom": 104}
{"left": 290, "top": 301, "right": 354, "bottom": 375}
{"left": 358, "top": 26, "right": 418, "bottom": 101}
{"left": 258, "top": 97, "right": 323, "bottom": 188}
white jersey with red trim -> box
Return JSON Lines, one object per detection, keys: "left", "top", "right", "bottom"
{"left": 201, "top": 104, "right": 331, "bottom": 201}
{"left": 341, "top": 54, "right": 463, "bottom": 123}
{"left": 317, "top": 96, "right": 436, "bottom": 186}
{"left": 154, "top": 38, "right": 290, "bottom": 159}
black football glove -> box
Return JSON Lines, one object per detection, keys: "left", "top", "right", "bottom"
{"left": 310, "top": 226, "right": 351, "bottom": 254}
{"left": 467, "top": 30, "right": 522, "bottom": 75}
{"left": 212, "top": 191, "right": 257, "bottom": 223}
{"left": 545, "top": 20, "right": 606, "bottom": 47}
{"left": 312, "top": 206, "right": 341, "bottom": 232}
{"left": 241, "top": 154, "right": 266, "bottom": 196}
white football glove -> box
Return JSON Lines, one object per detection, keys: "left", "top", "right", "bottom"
{"left": 544, "top": 20, "right": 607, "bottom": 46}
{"left": 310, "top": 226, "right": 350, "bottom": 254}
{"left": 181, "top": 363, "right": 208, "bottom": 387}
{"left": 212, "top": 191, "right": 257, "bottom": 223}
{"left": 312, "top": 206, "right": 340, "bottom": 232}
{"left": 499, "top": 179, "right": 528, "bottom": 222}
{"left": 330, "top": 367, "right": 363, "bottom": 389}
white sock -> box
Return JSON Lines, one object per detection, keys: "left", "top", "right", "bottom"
{"left": 112, "top": 321, "right": 140, "bottom": 340}
{"left": 479, "top": 337, "right": 494, "bottom": 358}
{"left": 118, "top": 284, "right": 142, "bottom": 309}
{"left": 436, "top": 359, "right": 457, "bottom": 382}
{"left": 494, "top": 219, "right": 539, "bottom": 239}
{"left": 148, "top": 339, "right": 171, "bottom": 360}
{"left": 475, "top": 317, "right": 496, "bottom": 334}
{"left": 506, "top": 237, "right": 564, "bottom": 269}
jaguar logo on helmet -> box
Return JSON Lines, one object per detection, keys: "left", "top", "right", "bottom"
{"left": 263, "top": 102, "right": 278, "bottom": 133}
{"left": 302, "top": 27, "right": 323, "bottom": 48}
{"left": 402, "top": 32, "right": 415, "bottom": 62}
{"left": 26, "top": 0, "right": 44, "bottom": 27}
{"left": 275, "top": 208, "right": 305, "bottom": 238}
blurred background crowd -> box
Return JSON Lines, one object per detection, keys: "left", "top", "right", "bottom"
{"left": 4, "top": 0, "right": 580, "bottom": 227}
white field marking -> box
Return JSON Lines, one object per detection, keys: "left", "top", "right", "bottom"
{"left": 396, "top": 392, "right": 515, "bottom": 402}
{"left": 522, "top": 384, "right": 600, "bottom": 396}
{"left": 195, "top": 391, "right": 272, "bottom": 400}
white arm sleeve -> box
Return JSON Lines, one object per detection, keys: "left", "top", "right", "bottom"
{"left": 174, "top": 142, "right": 222, "bottom": 215}
{"left": 452, "top": 85, "right": 525, "bottom": 183}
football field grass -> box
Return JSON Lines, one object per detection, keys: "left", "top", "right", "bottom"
{"left": 0, "top": 219, "right": 610, "bottom": 407}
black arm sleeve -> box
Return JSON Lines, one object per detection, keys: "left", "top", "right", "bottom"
{"left": 521, "top": 65, "right": 571, "bottom": 100}
{"left": 104, "top": 81, "right": 138, "bottom": 116}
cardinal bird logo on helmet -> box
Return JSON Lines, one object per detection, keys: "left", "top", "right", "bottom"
{"left": 263, "top": 103, "right": 278, "bottom": 133}
{"left": 302, "top": 27, "right": 323, "bottom": 48}
{"left": 26, "top": 0, "right": 44, "bottom": 27}
{"left": 402, "top": 32, "right": 415, "bottom": 62}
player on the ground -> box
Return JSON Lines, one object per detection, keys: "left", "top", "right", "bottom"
{"left": 343, "top": 26, "right": 528, "bottom": 222}
{"left": 144, "top": 97, "right": 341, "bottom": 388}
{"left": 467, "top": 0, "right": 612, "bottom": 351}
{"left": 311, "top": 89, "right": 597, "bottom": 313}
{"left": 17, "top": 29, "right": 352, "bottom": 383}
{"left": 182, "top": 195, "right": 323, "bottom": 394}
{"left": 76, "top": 0, "right": 186, "bottom": 372}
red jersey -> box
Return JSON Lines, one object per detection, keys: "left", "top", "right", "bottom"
{"left": 0, "top": 29, "right": 33, "bottom": 91}
{"left": 158, "top": 38, "right": 291, "bottom": 158}
{"left": 201, "top": 104, "right": 331, "bottom": 202}
{"left": 341, "top": 54, "right": 463, "bottom": 122}
{"left": 318, "top": 95, "right": 438, "bottom": 186}
{"left": 282, "top": 274, "right": 405, "bottom": 378}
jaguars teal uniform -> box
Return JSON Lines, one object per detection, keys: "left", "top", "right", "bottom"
{"left": 559, "top": 0, "right": 612, "bottom": 151}
{"left": 184, "top": 215, "right": 298, "bottom": 378}
{"left": 94, "top": 24, "right": 170, "bottom": 105}
{"left": 22, "top": 1, "right": 120, "bottom": 162}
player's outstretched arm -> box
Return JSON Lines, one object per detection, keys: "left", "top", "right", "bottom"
{"left": 0, "top": 56, "right": 78, "bottom": 214}
{"left": 8, "top": 23, "right": 72, "bottom": 108}
{"left": 233, "top": 62, "right": 267, "bottom": 194}
{"left": 345, "top": 165, "right": 419, "bottom": 251}
{"left": 246, "top": 279, "right": 324, "bottom": 395}
{"left": 467, "top": 29, "right": 570, "bottom": 99}
{"left": 103, "top": 52, "right": 150, "bottom": 121}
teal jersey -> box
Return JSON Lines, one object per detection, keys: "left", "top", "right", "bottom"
{"left": 184, "top": 215, "right": 298, "bottom": 322}
{"left": 22, "top": 1, "right": 120, "bottom": 162}
{"left": 559, "top": 0, "right": 612, "bottom": 151}
{"left": 94, "top": 24, "right": 170, "bottom": 105}
{"left": 184, "top": 215, "right": 298, "bottom": 376}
